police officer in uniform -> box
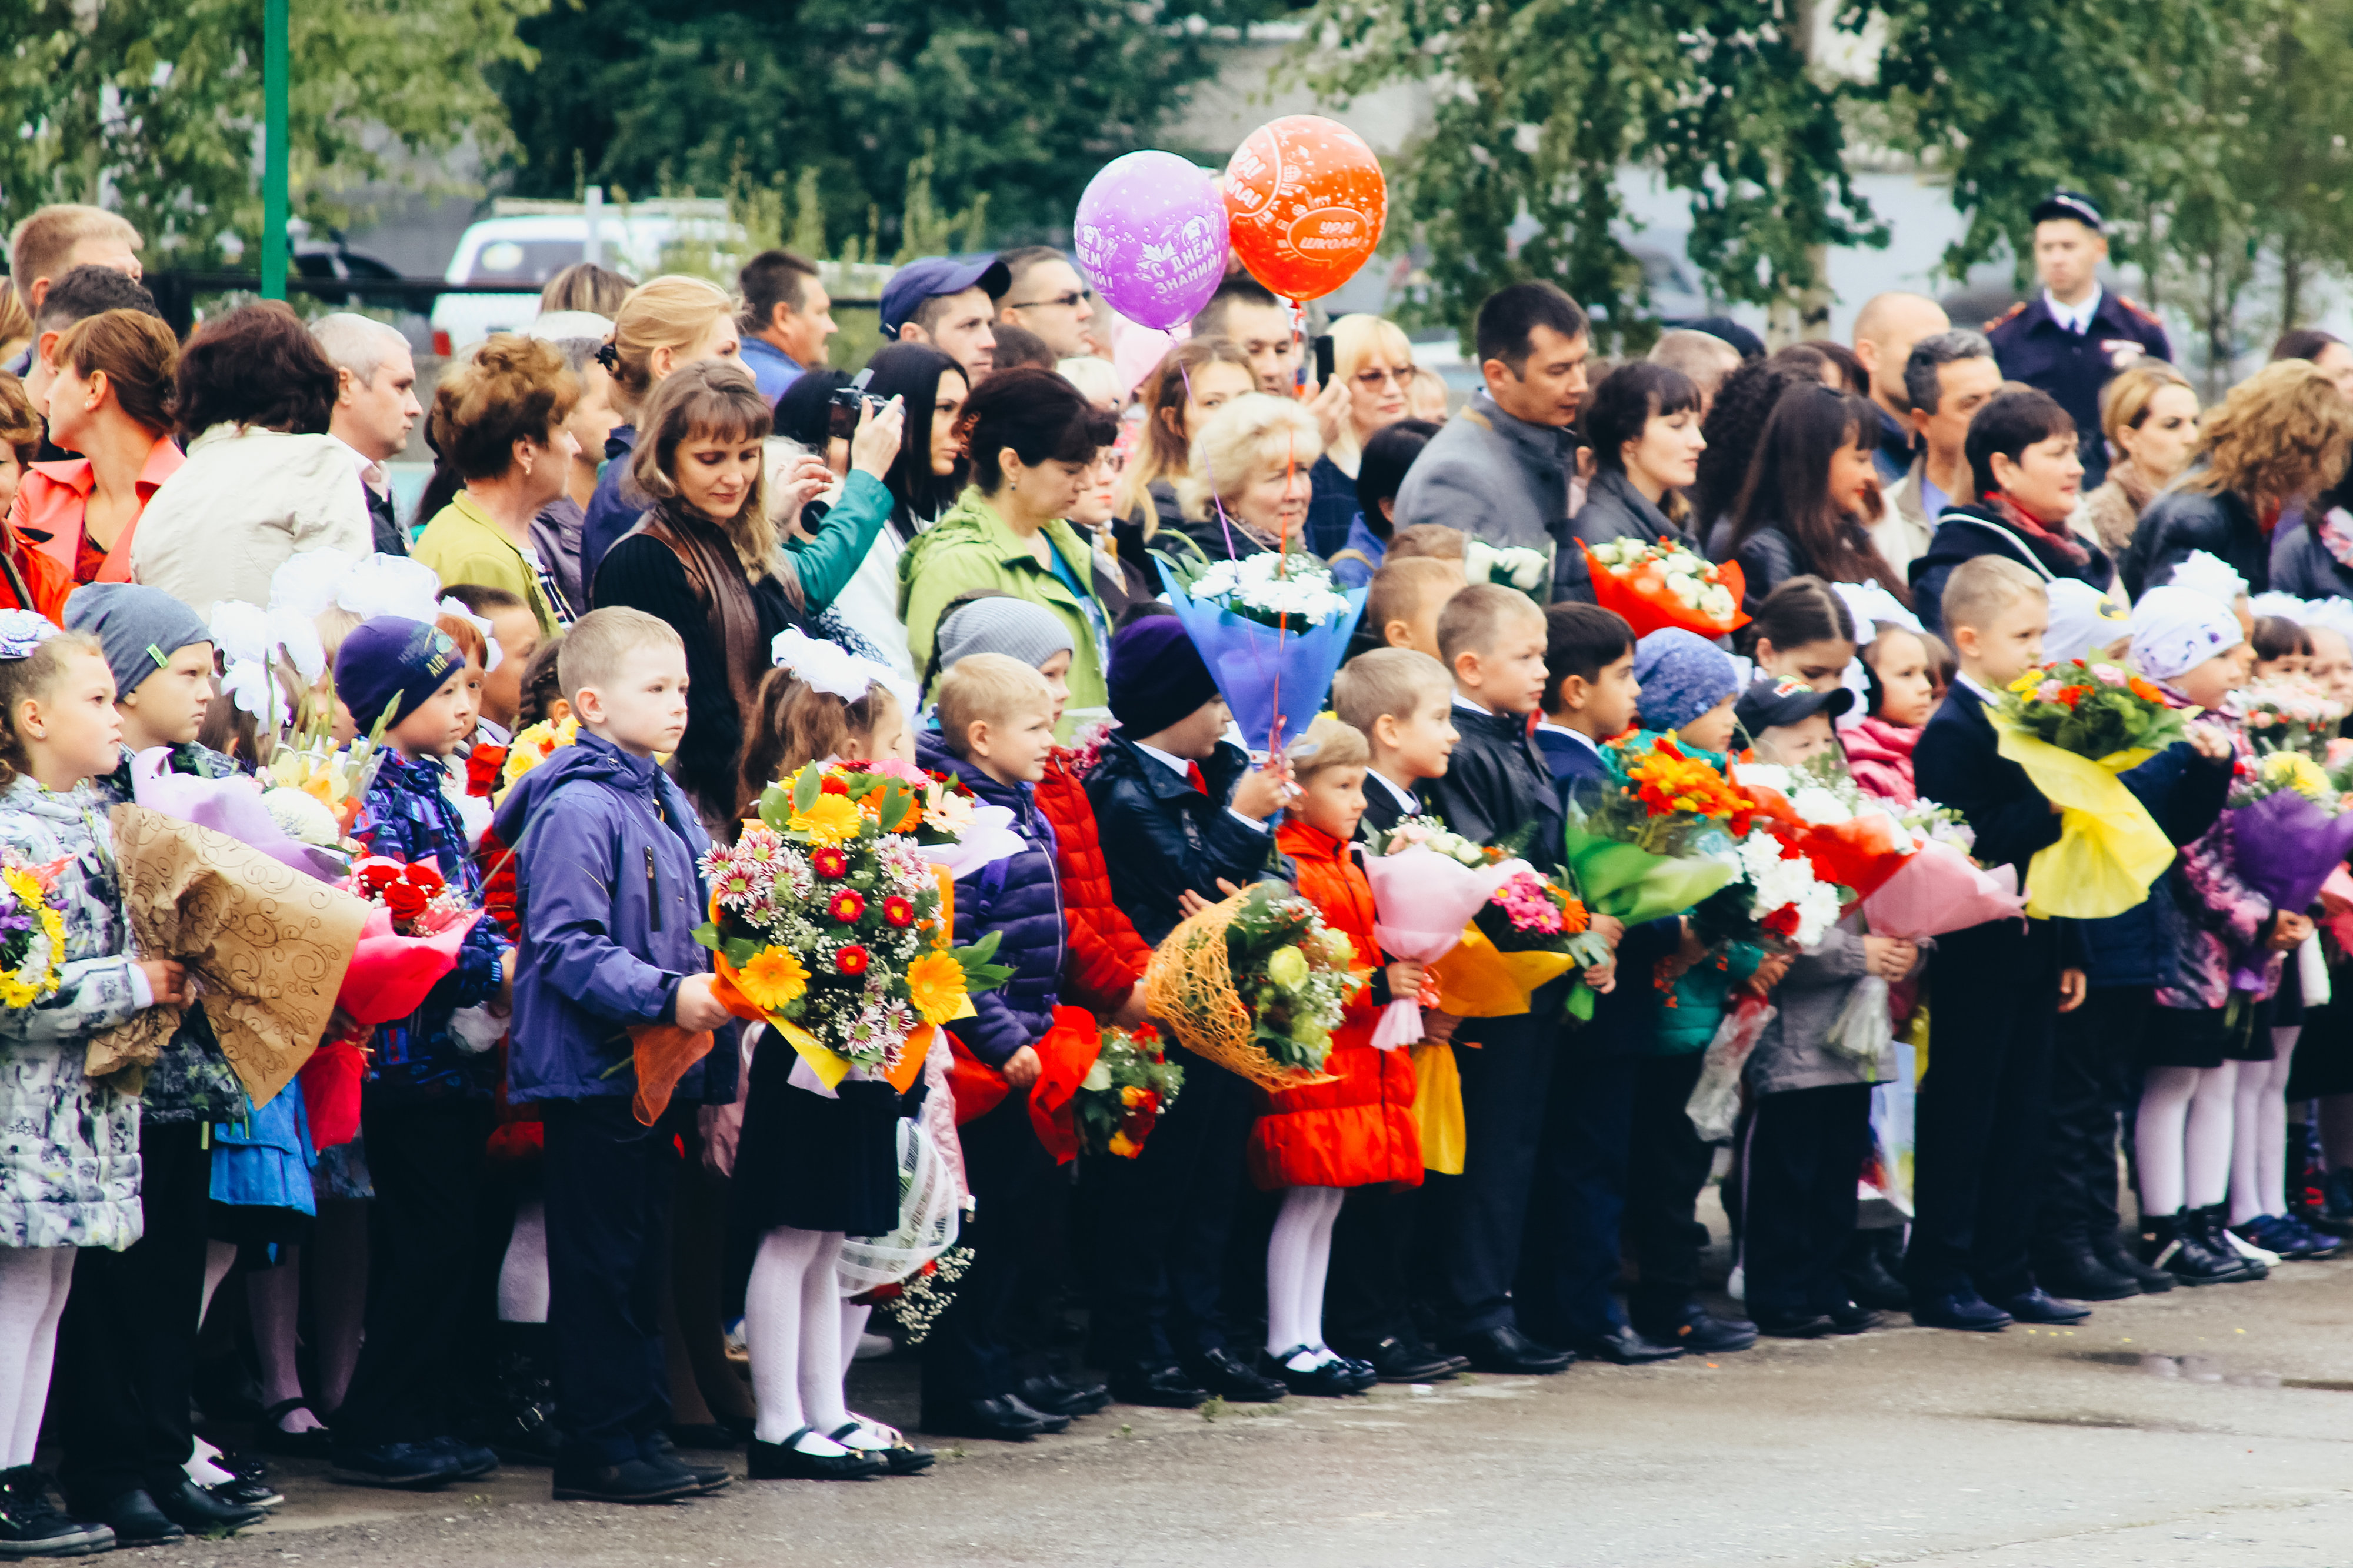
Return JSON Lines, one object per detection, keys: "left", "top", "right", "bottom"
{"left": 1984, "top": 191, "right": 2172, "bottom": 489}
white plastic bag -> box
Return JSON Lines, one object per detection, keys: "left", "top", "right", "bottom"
{"left": 836, "top": 1119, "right": 962, "bottom": 1298}
{"left": 1686, "top": 995, "right": 1775, "bottom": 1144}
{"left": 1826, "top": 973, "right": 1894, "bottom": 1067}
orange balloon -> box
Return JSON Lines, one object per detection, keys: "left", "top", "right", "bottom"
{"left": 1222, "top": 115, "right": 1387, "bottom": 302}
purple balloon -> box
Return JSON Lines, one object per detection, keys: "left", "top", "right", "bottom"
{"left": 1073, "top": 151, "right": 1229, "bottom": 331}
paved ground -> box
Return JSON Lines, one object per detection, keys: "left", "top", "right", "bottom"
{"left": 152, "top": 1246, "right": 2353, "bottom": 1568}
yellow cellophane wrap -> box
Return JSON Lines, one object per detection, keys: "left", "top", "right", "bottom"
{"left": 1142, "top": 888, "right": 1337, "bottom": 1092}
{"left": 1989, "top": 717, "right": 2174, "bottom": 919}
{"left": 1410, "top": 1042, "right": 1465, "bottom": 1175}
{"left": 1427, "top": 923, "right": 1575, "bottom": 1018}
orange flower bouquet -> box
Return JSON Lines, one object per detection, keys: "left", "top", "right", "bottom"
{"left": 1580, "top": 538, "right": 1748, "bottom": 638}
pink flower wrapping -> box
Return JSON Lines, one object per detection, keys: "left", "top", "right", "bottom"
{"left": 1362, "top": 846, "right": 1521, "bottom": 1050}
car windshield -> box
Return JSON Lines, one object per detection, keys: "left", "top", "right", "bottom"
{"left": 462, "top": 238, "right": 592, "bottom": 285}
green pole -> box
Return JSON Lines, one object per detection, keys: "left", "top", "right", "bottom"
{"left": 261, "top": 0, "right": 288, "bottom": 299}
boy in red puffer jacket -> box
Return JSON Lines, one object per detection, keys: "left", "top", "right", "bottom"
{"left": 1251, "top": 715, "right": 1427, "bottom": 1396}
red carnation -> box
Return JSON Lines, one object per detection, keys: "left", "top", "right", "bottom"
{"left": 819, "top": 774, "right": 851, "bottom": 795}
{"left": 810, "top": 846, "right": 849, "bottom": 879}
{"left": 828, "top": 889, "right": 866, "bottom": 923}
{"left": 834, "top": 945, "right": 871, "bottom": 977}
{"left": 881, "top": 895, "right": 915, "bottom": 927}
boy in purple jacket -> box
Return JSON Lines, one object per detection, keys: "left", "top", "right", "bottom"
{"left": 494, "top": 608, "right": 739, "bottom": 1506}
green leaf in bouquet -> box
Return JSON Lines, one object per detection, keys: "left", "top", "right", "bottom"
{"left": 875, "top": 779, "right": 915, "bottom": 834}
{"left": 691, "top": 920, "right": 722, "bottom": 952}
{"left": 792, "top": 763, "right": 824, "bottom": 815}
{"left": 952, "top": 930, "right": 1016, "bottom": 993}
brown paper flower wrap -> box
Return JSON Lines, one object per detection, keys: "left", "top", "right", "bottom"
{"left": 1142, "top": 883, "right": 1351, "bottom": 1093}
{"left": 88, "top": 804, "right": 369, "bottom": 1106}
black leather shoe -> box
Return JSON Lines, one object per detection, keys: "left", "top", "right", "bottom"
{"left": 1016, "top": 1373, "right": 1111, "bottom": 1417}
{"left": 920, "top": 1396, "right": 1049, "bottom": 1441}
{"left": 1107, "top": 1364, "right": 1207, "bottom": 1409}
{"left": 429, "top": 1436, "right": 499, "bottom": 1480}
{"left": 1344, "top": 1335, "right": 1464, "bottom": 1382}
{"left": 2093, "top": 1230, "right": 2175, "bottom": 1292}
{"left": 1259, "top": 1347, "right": 1376, "bottom": 1396}
{"left": 1841, "top": 1236, "right": 1912, "bottom": 1311}
{"left": 2141, "top": 1209, "right": 2255, "bottom": 1285}
{"left": 330, "top": 1440, "right": 462, "bottom": 1489}
{"left": 86, "top": 1489, "right": 182, "bottom": 1547}
{"left": 0, "top": 1468, "right": 112, "bottom": 1557}
{"left": 1642, "top": 1309, "right": 1757, "bottom": 1354}
{"left": 744, "top": 1430, "right": 886, "bottom": 1482}
{"left": 641, "top": 1431, "right": 730, "bottom": 1493}
{"left": 1573, "top": 1326, "right": 1685, "bottom": 1365}
{"left": 1184, "top": 1347, "right": 1287, "bottom": 1403}
{"left": 1909, "top": 1289, "right": 2012, "bottom": 1331}
{"left": 1437, "top": 1326, "right": 1575, "bottom": 1375}
{"left": 1992, "top": 1287, "right": 2091, "bottom": 1325}
{"left": 552, "top": 1457, "right": 700, "bottom": 1502}
{"left": 1826, "top": 1300, "right": 1882, "bottom": 1334}
{"left": 1753, "top": 1309, "right": 1835, "bottom": 1339}
{"left": 149, "top": 1476, "right": 268, "bottom": 1532}
{"left": 2035, "top": 1243, "right": 2140, "bottom": 1302}
{"left": 1001, "top": 1394, "right": 1072, "bottom": 1434}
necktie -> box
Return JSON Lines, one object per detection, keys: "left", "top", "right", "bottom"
{"left": 1185, "top": 762, "right": 1209, "bottom": 795}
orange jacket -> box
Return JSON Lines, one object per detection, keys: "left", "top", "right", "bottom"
{"left": 1248, "top": 818, "right": 1421, "bottom": 1190}
{"left": 0, "top": 528, "right": 69, "bottom": 624}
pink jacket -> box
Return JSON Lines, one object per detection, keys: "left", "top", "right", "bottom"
{"left": 1844, "top": 715, "right": 1919, "bottom": 804}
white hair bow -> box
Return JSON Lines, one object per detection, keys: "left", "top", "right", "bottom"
{"left": 771, "top": 628, "right": 898, "bottom": 705}
{"left": 438, "top": 596, "right": 502, "bottom": 672}
{"left": 2171, "top": 549, "right": 2249, "bottom": 608}
{"left": 338, "top": 553, "right": 444, "bottom": 625}
{"left": 209, "top": 600, "right": 324, "bottom": 729}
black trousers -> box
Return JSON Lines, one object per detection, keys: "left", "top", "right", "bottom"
{"left": 1624, "top": 1051, "right": 1716, "bottom": 1332}
{"left": 1421, "top": 1013, "right": 1561, "bottom": 1340}
{"left": 1092, "top": 1045, "right": 1255, "bottom": 1368}
{"left": 924, "top": 1097, "right": 1054, "bottom": 1402}
{"left": 1904, "top": 920, "right": 2058, "bottom": 1300}
{"left": 1512, "top": 1042, "right": 1635, "bottom": 1346}
{"left": 334, "top": 1096, "right": 495, "bottom": 1447}
{"left": 542, "top": 1096, "right": 679, "bottom": 1467}
{"left": 1741, "top": 1084, "right": 1873, "bottom": 1318}
{"left": 55, "top": 1120, "right": 209, "bottom": 1507}
{"left": 2037, "top": 986, "right": 2149, "bottom": 1252}
{"left": 1324, "top": 1182, "right": 1419, "bottom": 1350}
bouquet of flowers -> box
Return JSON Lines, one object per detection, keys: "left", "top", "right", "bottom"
{"left": 0, "top": 852, "right": 66, "bottom": 1011}
{"left": 1579, "top": 537, "right": 1747, "bottom": 638}
{"left": 1071, "top": 1025, "right": 1186, "bottom": 1158}
{"left": 1561, "top": 736, "right": 1742, "bottom": 921}
{"left": 1361, "top": 817, "right": 1529, "bottom": 1032}
{"left": 1144, "top": 881, "right": 1363, "bottom": 1089}
{"left": 1464, "top": 538, "right": 1554, "bottom": 604}
{"left": 498, "top": 715, "right": 579, "bottom": 797}
{"left": 1691, "top": 828, "right": 1849, "bottom": 952}
{"left": 2228, "top": 679, "right": 2347, "bottom": 758}
{"left": 1161, "top": 552, "right": 1367, "bottom": 753}
{"left": 696, "top": 763, "right": 1014, "bottom": 1089}
{"left": 1985, "top": 660, "right": 2182, "bottom": 919}
{"left": 346, "top": 857, "right": 470, "bottom": 936}
{"left": 856, "top": 1246, "right": 972, "bottom": 1345}
{"left": 1731, "top": 752, "right": 1916, "bottom": 904}
{"left": 2225, "top": 749, "right": 2353, "bottom": 991}
{"left": 262, "top": 688, "right": 401, "bottom": 839}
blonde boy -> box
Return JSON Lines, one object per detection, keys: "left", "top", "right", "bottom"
{"left": 1331, "top": 646, "right": 1456, "bottom": 833}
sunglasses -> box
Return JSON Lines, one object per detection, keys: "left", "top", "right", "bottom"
{"left": 1006, "top": 289, "right": 1093, "bottom": 311}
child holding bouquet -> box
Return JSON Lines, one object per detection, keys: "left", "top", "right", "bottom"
{"left": 1250, "top": 717, "right": 1425, "bottom": 1394}
{"left": 0, "top": 615, "right": 192, "bottom": 1556}
{"left": 330, "top": 616, "right": 515, "bottom": 1489}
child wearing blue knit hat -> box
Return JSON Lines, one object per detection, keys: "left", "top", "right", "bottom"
{"left": 1631, "top": 628, "right": 1741, "bottom": 755}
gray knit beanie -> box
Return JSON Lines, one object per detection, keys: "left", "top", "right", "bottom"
{"left": 936, "top": 595, "right": 1076, "bottom": 675}
{"left": 63, "top": 583, "right": 213, "bottom": 701}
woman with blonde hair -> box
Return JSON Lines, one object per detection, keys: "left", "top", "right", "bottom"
{"left": 1114, "top": 336, "right": 1255, "bottom": 536}
{"left": 1304, "top": 314, "right": 1419, "bottom": 556}
{"left": 2079, "top": 361, "right": 2198, "bottom": 558}
{"left": 577, "top": 275, "right": 744, "bottom": 590}
{"left": 591, "top": 360, "right": 903, "bottom": 825}
{"left": 412, "top": 336, "right": 582, "bottom": 636}
{"left": 1177, "top": 392, "right": 1322, "bottom": 560}
{"left": 537, "top": 262, "right": 635, "bottom": 319}
{"left": 2125, "top": 359, "right": 2353, "bottom": 598}
{"left": 9, "top": 309, "right": 182, "bottom": 588}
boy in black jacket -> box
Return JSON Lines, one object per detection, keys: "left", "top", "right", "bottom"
{"left": 1085, "top": 615, "right": 1292, "bottom": 1409}
{"left": 1907, "top": 555, "right": 2088, "bottom": 1330}
{"left": 1415, "top": 586, "right": 1585, "bottom": 1373}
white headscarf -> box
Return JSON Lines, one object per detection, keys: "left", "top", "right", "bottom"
{"left": 2128, "top": 585, "right": 2245, "bottom": 681}
{"left": 2043, "top": 578, "right": 2132, "bottom": 665}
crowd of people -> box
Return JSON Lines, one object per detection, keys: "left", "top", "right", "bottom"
{"left": 0, "top": 179, "right": 2349, "bottom": 1549}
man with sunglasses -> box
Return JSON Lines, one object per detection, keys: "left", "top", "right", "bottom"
{"left": 993, "top": 246, "right": 1099, "bottom": 359}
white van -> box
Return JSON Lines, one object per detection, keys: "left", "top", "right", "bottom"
{"left": 429, "top": 197, "right": 740, "bottom": 355}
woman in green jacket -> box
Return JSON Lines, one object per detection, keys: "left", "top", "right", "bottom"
{"left": 899, "top": 368, "right": 1119, "bottom": 725}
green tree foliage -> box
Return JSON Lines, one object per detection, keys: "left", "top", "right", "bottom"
{"left": 1290, "top": 0, "right": 1887, "bottom": 347}
{"left": 497, "top": 0, "right": 1254, "bottom": 251}
{"left": 1, "top": 0, "right": 544, "bottom": 263}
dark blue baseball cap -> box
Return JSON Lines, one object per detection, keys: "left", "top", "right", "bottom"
{"left": 881, "top": 255, "right": 1015, "bottom": 338}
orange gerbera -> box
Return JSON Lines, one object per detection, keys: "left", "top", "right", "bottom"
{"left": 734, "top": 947, "right": 810, "bottom": 1013}
{"left": 905, "top": 950, "right": 969, "bottom": 1025}
{"left": 788, "top": 793, "right": 865, "bottom": 845}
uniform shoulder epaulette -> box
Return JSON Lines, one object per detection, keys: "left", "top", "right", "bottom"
{"left": 1984, "top": 301, "right": 2028, "bottom": 333}
{"left": 2117, "top": 295, "right": 2162, "bottom": 325}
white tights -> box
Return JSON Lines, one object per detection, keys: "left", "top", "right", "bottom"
{"left": 744, "top": 1227, "right": 858, "bottom": 1456}
{"left": 1265, "top": 1186, "right": 1345, "bottom": 1367}
{"left": 2137, "top": 1064, "right": 2239, "bottom": 1217}
{"left": 497, "top": 1197, "right": 549, "bottom": 1323}
{"left": 2229, "top": 1027, "right": 2300, "bottom": 1224}
{"left": 0, "top": 1248, "right": 74, "bottom": 1467}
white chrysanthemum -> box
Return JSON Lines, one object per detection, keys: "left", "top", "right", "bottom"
{"left": 261, "top": 786, "right": 342, "bottom": 846}
{"left": 1787, "top": 786, "right": 1852, "bottom": 825}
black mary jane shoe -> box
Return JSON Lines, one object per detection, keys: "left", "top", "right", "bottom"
{"left": 254, "top": 1398, "right": 335, "bottom": 1457}
{"left": 831, "top": 1420, "right": 935, "bottom": 1475}
{"left": 745, "top": 1430, "right": 886, "bottom": 1482}
{"left": 1259, "top": 1347, "right": 1375, "bottom": 1397}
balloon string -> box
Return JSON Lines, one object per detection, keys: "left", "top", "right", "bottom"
{"left": 1176, "top": 345, "right": 1295, "bottom": 762}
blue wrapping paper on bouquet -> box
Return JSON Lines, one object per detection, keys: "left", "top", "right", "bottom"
{"left": 1163, "top": 579, "right": 1367, "bottom": 755}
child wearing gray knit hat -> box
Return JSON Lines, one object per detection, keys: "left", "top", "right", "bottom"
{"left": 64, "top": 582, "right": 212, "bottom": 705}
{"left": 933, "top": 595, "right": 1076, "bottom": 683}
{"left": 1632, "top": 627, "right": 1741, "bottom": 753}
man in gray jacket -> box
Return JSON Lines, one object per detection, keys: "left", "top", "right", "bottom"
{"left": 1392, "top": 282, "right": 1592, "bottom": 571}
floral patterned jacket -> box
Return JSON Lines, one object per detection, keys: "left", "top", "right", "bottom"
{"left": 89, "top": 744, "right": 247, "bottom": 1124}
{"left": 355, "top": 751, "right": 510, "bottom": 1100}
{"left": 2154, "top": 723, "right": 2281, "bottom": 1012}
{"left": 0, "top": 774, "right": 147, "bottom": 1249}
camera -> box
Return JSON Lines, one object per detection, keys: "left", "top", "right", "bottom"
{"left": 827, "top": 367, "right": 883, "bottom": 442}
